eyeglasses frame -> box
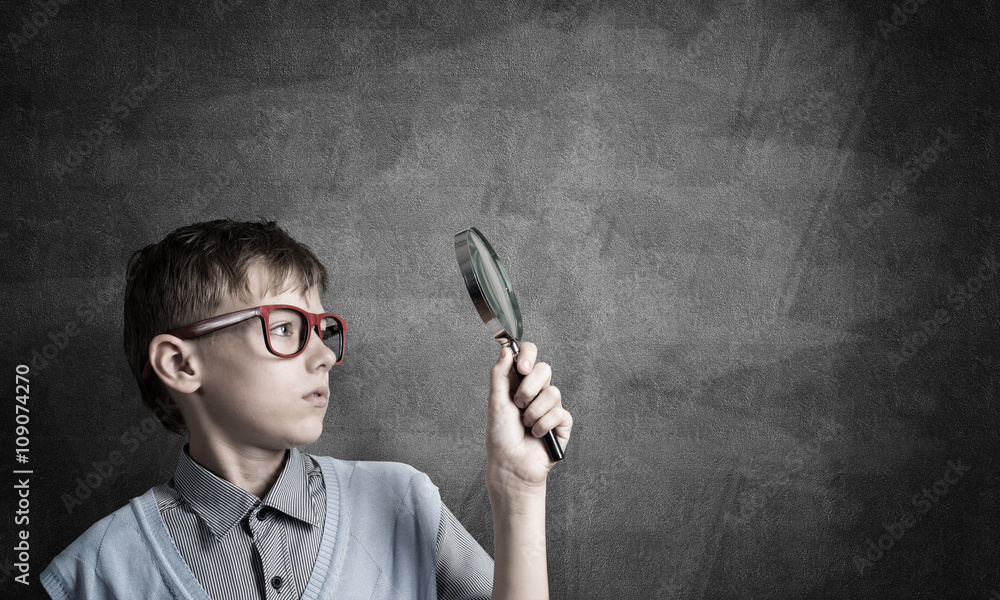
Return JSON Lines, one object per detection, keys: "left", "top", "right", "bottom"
{"left": 140, "top": 304, "right": 345, "bottom": 380}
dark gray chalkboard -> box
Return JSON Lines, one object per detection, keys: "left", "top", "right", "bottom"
{"left": 2, "top": 0, "right": 998, "bottom": 598}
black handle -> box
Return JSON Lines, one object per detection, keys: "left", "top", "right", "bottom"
{"left": 509, "top": 347, "right": 565, "bottom": 462}
{"left": 541, "top": 420, "right": 565, "bottom": 462}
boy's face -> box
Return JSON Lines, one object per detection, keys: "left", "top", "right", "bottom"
{"left": 186, "top": 266, "right": 336, "bottom": 453}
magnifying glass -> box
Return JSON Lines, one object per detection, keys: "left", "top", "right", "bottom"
{"left": 454, "top": 227, "right": 565, "bottom": 462}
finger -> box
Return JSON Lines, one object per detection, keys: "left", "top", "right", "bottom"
{"left": 516, "top": 341, "right": 538, "bottom": 376}
{"left": 531, "top": 405, "right": 572, "bottom": 439}
{"left": 521, "top": 385, "right": 561, "bottom": 427}
{"left": 489, "top": 346, "right": 515, "bottom": 410}
{"left": 513, "top": 361, "right": 552, "bottom": 409}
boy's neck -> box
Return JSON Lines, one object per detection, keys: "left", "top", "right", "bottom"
{"left": 185, "top": 439, "right": 288, "bottom": 499}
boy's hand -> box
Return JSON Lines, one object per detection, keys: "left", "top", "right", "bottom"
{"left": 486, "top": 342, "right": 573, "bottom": 497}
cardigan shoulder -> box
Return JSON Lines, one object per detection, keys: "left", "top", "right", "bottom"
{"left": 41, "top": 497, "right": 180, "bottom": 599}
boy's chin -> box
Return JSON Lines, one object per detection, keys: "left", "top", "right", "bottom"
{"left": 244, "top": 422, "right": 324, "bottom": 451}
{"left": 290, "top": 422, "right": 324, "bottom": 447}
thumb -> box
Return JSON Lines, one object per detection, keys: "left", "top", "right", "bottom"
{"left": 488, "top": 346, "right": 514, "bottom": 408}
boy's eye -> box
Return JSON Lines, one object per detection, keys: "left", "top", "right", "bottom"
{"left": 267, "top": 309, "right": 306, "bottom": 345}
{"left": 270, "top": 322, "right": 293, "bottom": 337}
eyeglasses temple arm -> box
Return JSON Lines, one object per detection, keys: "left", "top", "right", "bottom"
{"left": 140, "top": 307, "right": 262, "bottom": 379}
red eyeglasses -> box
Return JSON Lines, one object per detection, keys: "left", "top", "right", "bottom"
{"left": 141, "top": 305, "right": 346, "bottom": 379}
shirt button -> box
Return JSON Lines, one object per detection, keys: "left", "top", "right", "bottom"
{"left": 257, "top": 508, "right": 268, "bottom": 521}
{"left": 271, "top": 575, "right": 283, "bottom": 590}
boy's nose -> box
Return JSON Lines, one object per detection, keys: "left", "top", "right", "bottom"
{"left": 306, "top": 326, "right": 339, "bottom": 370}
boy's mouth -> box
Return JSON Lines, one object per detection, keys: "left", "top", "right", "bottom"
{"left": 304, "top": 387, "right": 329, "bottom": 407}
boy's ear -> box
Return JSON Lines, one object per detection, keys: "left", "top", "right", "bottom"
{"left": 148, "top": 335, "right": 201, "bottom": 394}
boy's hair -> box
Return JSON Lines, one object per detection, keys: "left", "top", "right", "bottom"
{"left": 123, "top": 219, "right": 328, "bottom": 434}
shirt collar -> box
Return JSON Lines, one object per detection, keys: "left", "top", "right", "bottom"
{"left": 172, "top": 445, "right": 321, "bottom": 539}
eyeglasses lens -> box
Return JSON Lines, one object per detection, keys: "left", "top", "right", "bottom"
{"left": 266, "top": 309, "right": 342, "bottom": 360}
{"left": 320, "top": 315, "right": 344, "bottom": 361}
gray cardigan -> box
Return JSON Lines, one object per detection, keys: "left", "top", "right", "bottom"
{"left": 41, "top": 456, "right": 441, "bottom": 600}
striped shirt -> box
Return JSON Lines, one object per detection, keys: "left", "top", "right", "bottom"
{"left": 152, "top": 446, "right": 493, "bottom": 600}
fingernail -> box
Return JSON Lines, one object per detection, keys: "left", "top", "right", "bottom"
{"left": 520, "top": 359, "right": 531, "bottom": 372}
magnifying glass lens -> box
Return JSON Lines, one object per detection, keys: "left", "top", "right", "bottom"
{"left": 469, "top": 236, "right": 521, "bottom": 341}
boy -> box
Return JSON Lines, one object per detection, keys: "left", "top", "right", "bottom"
{"left": 41, "top": 219, "right": 573, "bottom": 600}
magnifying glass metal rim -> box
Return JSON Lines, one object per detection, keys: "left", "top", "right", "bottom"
{"left": 454, "top": 227, "right": 523, "bottom": 345}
